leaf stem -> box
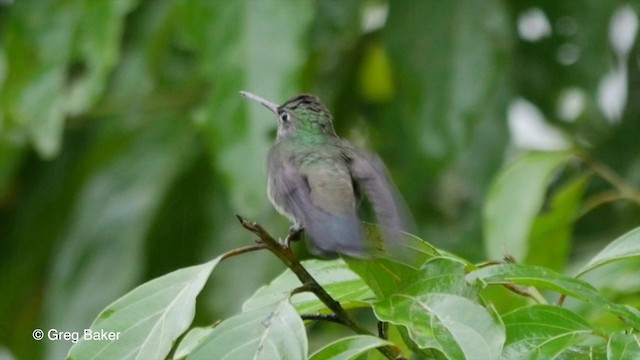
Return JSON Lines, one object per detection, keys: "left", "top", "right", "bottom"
{"left": 235, "top": 215, "right": 404, "bottom": 360}
{"left": 578, "top": 154, "right": 640, "bottom": 206}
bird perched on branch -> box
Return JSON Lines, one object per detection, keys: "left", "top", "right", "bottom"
{"left": 241, "top": 91, "right": 411, "bottom": 258}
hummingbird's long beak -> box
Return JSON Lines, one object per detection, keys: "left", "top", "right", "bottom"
{"left": 240, "top": 91, "right": 279, "bottom": 114}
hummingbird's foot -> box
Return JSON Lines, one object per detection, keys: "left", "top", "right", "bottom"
{"left": 284, "top": 226, "right": 304, "bottom": 249}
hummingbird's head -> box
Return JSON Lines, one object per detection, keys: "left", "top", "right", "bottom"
{"left": 240, "top": 91, "right": 337, "bottom": 140}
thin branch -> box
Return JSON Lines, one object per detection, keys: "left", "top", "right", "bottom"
{"left": 235, "top": 215, "right": 404, "bottom": 360}
{"left": 301, "top": 313, "right": 344, "bottom": 325}
{"left": 578, "top": 154, "right": 640, "bottom": 205}
{"left": 221, "top": 243, "right": 268, "bottom": 261}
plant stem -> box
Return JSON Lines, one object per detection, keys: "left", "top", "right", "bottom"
{"left": 236, "top": 215, "right": 404, "bottom": 360}
{"left": 578, "top": 154, "right": 640, "bottom": 205}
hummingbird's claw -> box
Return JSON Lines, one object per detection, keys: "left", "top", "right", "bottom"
{"left": 284, "top": 226, "right": 304, "bottom": 248}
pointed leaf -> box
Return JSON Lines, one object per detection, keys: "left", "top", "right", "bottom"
{"left": 346, "top": 227, "right": 441, "bottom": 300}
{"left": 172, "top": 326, "right": 214, "bottom": 360}
{"left": 576, "top": 226, "right": 640, "bottom": 277}
{"left": 484, "top": 152, "right": 571, "bottom": 261}
{"left": 309, "top": 335, "right": 392, "bottom": 360}
{"left": 375, "top": 293, "right": 505, "bottom": 360}
{"left": 502, "top": 305, "right": 593, "bottom": 359}
{"left": 467, "top": 264, "right": 640, "bottom": 328}
{"left": 67, "top": 257, "right": 220, "bottom": 360}
{"left": 243, "top": 259, "right": 374, "bottom": 313}
{"left": 607, "top": 332, "right": 640, "bottom": 359}
{"left": 189, "top": 298, "right": 307, "bottom": 360}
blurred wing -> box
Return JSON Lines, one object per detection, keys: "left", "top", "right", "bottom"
{"left": 269, "top": 157, "right": 364, "bottom": 257}
{"left": 344, "top": 143, "right": 415, "bottom": 247}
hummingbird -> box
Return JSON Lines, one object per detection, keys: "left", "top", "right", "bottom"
{"left": 241, "top": 91, "right": 410, "bottom": 258}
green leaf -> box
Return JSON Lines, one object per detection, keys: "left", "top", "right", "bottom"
{"left": 367, "top": 257, "right": 502, "bottom": 359}
{"left": 607, "top": 332, "right": 640, "bottom": 359}
{"left": 467, "top": 264, "right": 640, "bottom": 328}
{"left": 576, "top": 226, "right": 640, "bottom": 277}
{"left": 375, "top": 293, "right": 505, "bottom": 360}
{"left": 525, "top": 176, "right": 587, "bottom": 272}
{"left": 346, "top": 227, "right": 441, "bottom": 300}
{"left": 309, "top": 335, "right": 392, "bottom": 360}
{"left": 483, "top": 151, "right": 572, "bottom": 261}
{"left": 501, "top": 305, "right": 593, "bottom": 359}
{"left": 468, "top": 264, "right": 599, "bottom": 300}
{"left": 67, "top": 257, "right": 220, "bottom": 360}
{"left": 189, "top": 298, "right": 307, "bottom": 360}
{"left": 242, "top": 258, "right": 374, "bottom": 314}
{"left": 172, "top": 326, "right": 214, "bottom": 360}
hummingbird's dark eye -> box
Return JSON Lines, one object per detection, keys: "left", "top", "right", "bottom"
{"left": 279, "top": 112, "right": 290, "bottom": 123}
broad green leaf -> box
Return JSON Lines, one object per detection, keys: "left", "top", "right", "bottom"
{"left": 467, "top": 264, "right": 640, "bottom": 328}
{"left": 309, "top": 335, "right": 392, "bottom": 360}
{"left": 172, "top": 326, "right": 215, "bottom": 360}
{"left": 67, "top": 257, "right": 220, "bottom": 360}
{"left": 607, "top": 332, "right": 640, "bottom": 359}
{"left": 189, "top": 299, "right": 307, "bottom": 360}
{"left": 242, "top": 258, "right": 374, "bottom": 314}
{"left": 375, "top": 293, "right": 505, "bottom": 360}
{"left": 576, "top": 226, "right": 640, "bottom": 277}
{"left": 501, "top": 305, "right": 593, "bottom": 360}
{"left": 346, "top": 228, "right": 441, "bottom": 299}
{"left": 467, "top": 264, "right": 600, "bottom": 300}
{"left": 369, "top": 257, "right": 502, "bottom": 359}
{"left": 484, "top": 152, "right": 571, "bottom": 261}
{"left": 526, "top": 176, "right": 587, "bottom": 272}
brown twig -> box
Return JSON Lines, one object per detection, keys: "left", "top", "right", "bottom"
{"left": 235, "top": 215, "right": 404, "bottom": 360}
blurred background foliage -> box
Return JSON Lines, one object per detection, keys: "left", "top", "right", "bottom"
{"left": 0, "top": 0, "right": 639, "bottom": 359}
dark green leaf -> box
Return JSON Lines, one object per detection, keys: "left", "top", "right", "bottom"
{"left": 526, "top": 176, "right": 587, "bottom": 272}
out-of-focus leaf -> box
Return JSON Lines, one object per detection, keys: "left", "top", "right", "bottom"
{"left": 526, "top": 176, "right": 588, "bottom": 272}
{"left": 189, "top": 299, "right": 307, "bottom": 360}
{"left": 385, "top": 0, "right": 511, "bottom": 163}
{"left": 467, "top": 264, "right": 640, "bottom": 328}
{"left": 67, "top": 257, "right": 220, "bottom": 359}
{"left": 0, "top": 0, "right": 135, "bottom": 157}
{"left": 484, "top": 151, "right": 572, "bottom": 261}
{"left": 607, "top": 332, "right": 640, "bottom": 359}
{"left": 242, "top": 258, "right": 374, "bottom": 314}
{"left": 501, "top": 305, "right": 593, "bottom": 359}
{"left": 309, "top": 335, "right": 392, "bottom": 360}
{"left": 375, "top": 293, "right": 504, "bottom": 360}
{"left": 178, "top": 1, "right": 313, "bottom": 216}
{"left": 576, "top": 226, "right": 640, "bottom": 277}
{"left": 172, "top": 326, "right": 215, "bottom": 360}
{"left": 45, "top": 118, "right": 196, "bottom": 359}
{"left": 66, "top": 0, "right": 138, "bottom": 115}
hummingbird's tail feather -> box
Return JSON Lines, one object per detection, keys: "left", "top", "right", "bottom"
{"left": 302, "top": 210, "right": 368, "bottom": 258}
